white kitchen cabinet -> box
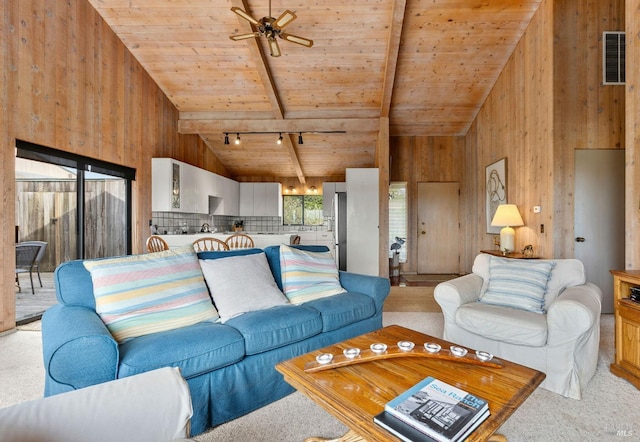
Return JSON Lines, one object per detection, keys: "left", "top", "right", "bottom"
{"left": 215, "top": 176, "right": 239, "bottom": 216}
{"left": 153, "top": 158, "right": 239, "bottom": 215}
{"left": 239, "top": 183, "right": 282, "bottom": 216}
{"left": 152, "top": 158, "right": 207, "bottom": 214}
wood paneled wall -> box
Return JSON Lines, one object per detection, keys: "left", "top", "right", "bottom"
{"left": 391, "top": 0, "right": 625, "bottom": 273}
{"left": 0, "top": 0, "right": 227, "bottom": 332}
{"left": 390, "top": 136, "right": 466, "bottom": 274}
{"left": 553, "top": 0, "right": 625, "bottom": 258}
{"left": 626, "top": 0, "right": 640, "bottom": 269}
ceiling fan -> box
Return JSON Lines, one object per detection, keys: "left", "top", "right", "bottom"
{"left": 229, "top": 1, "right": 313, "bottom": 57}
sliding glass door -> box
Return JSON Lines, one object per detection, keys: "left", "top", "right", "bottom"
{"left": 16, "top": 140, "right": 134, "bottom": 268}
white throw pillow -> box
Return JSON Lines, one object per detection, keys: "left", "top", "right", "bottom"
{"left": 199, "top": 252, "right": 289, "bottom": 323}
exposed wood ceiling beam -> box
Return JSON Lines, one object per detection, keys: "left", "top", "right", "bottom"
{"left": 283, "top": 134, "right": 305, "bottom": 184}
{"left": 229, "top": 0, "right": 306, "bottom": 183}
{"left": 179, "top": 118, "right": 381, "bottom": 134}
{"left": 231, "top": 0, "right": 284, "bottom": 119}
{"left": 381, "top": 0, "right": 406, "bottom": 118}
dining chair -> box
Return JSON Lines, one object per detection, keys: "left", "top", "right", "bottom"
{"left": 192, "top": 237, "right": 229, "bottom": 252}
{"left": 15, "top": 244, "right": 41, "bottom": 294}
{"left": 146, "top": 235, "right": 170, "bottom": 253}
{"left": 20, "top": 241, "right": 47, "bottom": 287}
{"left": 225, "top": 233, "right": 254, "bottom": 249}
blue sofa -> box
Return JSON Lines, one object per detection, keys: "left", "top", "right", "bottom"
{"left": 42, "top": 245, "right": 390, "bottom": 436}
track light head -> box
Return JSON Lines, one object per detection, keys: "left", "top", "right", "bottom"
{"left": 235, "top": 133, "right": 241, "bottom": 145}
{"left": 277, "top": 133, "right": 283, "bottom": 145}
{"left": 224, "top": 133, "right": 229, "bottom": 145}
{"left": 298, "top": 133, "right": 304, "bottom": 145}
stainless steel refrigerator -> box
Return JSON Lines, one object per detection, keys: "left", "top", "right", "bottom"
{"left": 334, "top": 192, "right": 347, "bottom": 271}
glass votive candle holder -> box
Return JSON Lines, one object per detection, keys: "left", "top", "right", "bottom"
{"left": 397, "top": 340, "right": 415, "bottom": 351}
{"left": 370, "top": 343, "right": 388, "bottom": 354}
{"left": 475, "top": 350, "right": 493, "bottom": 362}
{"left": 343, "top": 348, "right": 361, "bottom": 359}
{"left": 316, "top": 353, "right": 333, "bottom": 365}
{"left": 424, "top": 342, "right": 442, "bottom": 353}
{"left": 450, "top": 345, "right": 468, "bottom": 357}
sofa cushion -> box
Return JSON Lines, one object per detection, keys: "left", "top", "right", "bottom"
{"left": 83, "top": 246, "right": 218, "bottom": 343}
{"left": 118, "top": 322, "right": 245, "bottom": 379}
{"left": 478, "top": 256, "right": 554, "bottom": 314}
{"left": 474, "top": 253, "right": 586, "bottom": 310}
{"left": 455, "top": 302, "right": 548, "bottom": 347}
{"left": 279, "top": 244, "right": 346, "bottom": 304}
{"left": 304, "top": 292, "right": 376, "bottom": 332}
{"left": 199, "top": 252, "right": 289, "bottom": 323}
{"left": 225, "top": 304, "right": 322, "bottom": 355}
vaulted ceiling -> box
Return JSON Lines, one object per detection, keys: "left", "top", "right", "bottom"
{"left": 87, "top": 0, "right": 542, "bottom": 182}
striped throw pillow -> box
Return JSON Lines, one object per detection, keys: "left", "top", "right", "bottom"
{"left": 83, "top": 246, "right": 218, "bottom": 343}
{"left": 479, "top": 256, "right": 555, "bottom": 314}
{"left": 280, "top": 244, "right": 346, "bottom": 304}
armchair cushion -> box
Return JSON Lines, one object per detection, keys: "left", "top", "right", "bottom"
{"left": 478, "top": 257, "right": 554, "bottom": 314}
{"left": 456, "top": 302, "right": 548, "bottom": 346}
{"left": 474, "top": 253, "right": 586, "bottom": 310}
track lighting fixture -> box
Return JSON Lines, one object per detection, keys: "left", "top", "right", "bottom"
{"left": 221, "top": 130, "right": 344, "bottom": 145}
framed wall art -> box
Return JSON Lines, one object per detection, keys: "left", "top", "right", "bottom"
{"left": 486, "top": 158, "right": 507, "bottom": 233}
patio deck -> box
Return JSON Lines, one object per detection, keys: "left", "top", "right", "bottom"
{"left": 15, "top": 272, "right": 57, "bottom": 325}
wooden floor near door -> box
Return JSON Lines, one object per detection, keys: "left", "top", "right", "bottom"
{"left": 384, "top": 274, "right": 459, "bottom": 313}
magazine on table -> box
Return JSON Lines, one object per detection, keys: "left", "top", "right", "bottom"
{"left": 382, "top": 376, "right": 489, "bottom": 442}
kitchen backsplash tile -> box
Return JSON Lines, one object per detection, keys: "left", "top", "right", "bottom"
{"left": 151, "top": 212, "right": 329, "bottom": 235}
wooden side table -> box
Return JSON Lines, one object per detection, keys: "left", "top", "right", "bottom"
{"left": 610, "top": 270, "right": 640, "bottom": 389}
{"left": 479, "top": 250, "right": 539, "bottom": 259}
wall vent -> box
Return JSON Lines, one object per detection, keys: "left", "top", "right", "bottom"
{"left": 603, "top": 31, "right": 625, "bottom": 85}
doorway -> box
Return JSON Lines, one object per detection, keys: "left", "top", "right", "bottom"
{"left": 574, "top": 149, "right": 624, "bottom": 313}
{"left": 417, "top": 182, "right": 460, "bottom": 274}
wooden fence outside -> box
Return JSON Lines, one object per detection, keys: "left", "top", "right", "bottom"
{"left": 15, "top": 179, "right": 127, "bottom": 272}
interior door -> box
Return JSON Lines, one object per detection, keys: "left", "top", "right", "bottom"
{"left": 417, "top": 182, "right": 459, "bottom": 274}
{"left": 575, "top": 149, "right": 625, "bottom": 314}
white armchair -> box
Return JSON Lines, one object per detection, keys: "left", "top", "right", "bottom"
{"left": 0, "top": 367, "right": 193, "bottom": 442}
{"left": 434, "top": 253, "right": 602, "bottom": 400}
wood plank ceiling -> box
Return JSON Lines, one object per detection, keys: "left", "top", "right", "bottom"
{"left": 87, "top": 0, "right": 542, "bottom": 182}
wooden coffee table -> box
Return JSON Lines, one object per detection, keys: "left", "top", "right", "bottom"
{"left": 275, "top": 325, "right": 545, "bottom": 442}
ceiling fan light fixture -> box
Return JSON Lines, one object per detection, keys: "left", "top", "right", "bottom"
{"left": 235, "top": 134, "right": 241, "bottom": 145}
{"left": 298, "top": 133, "right": 304, "bottom": 145}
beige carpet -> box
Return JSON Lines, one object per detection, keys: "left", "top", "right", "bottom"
{"left": 1, "top": 313, "right": 639, "bottom": 441}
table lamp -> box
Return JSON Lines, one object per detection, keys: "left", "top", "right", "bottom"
{"left": 491, "top": 204, "right": 524, "bottom": 254}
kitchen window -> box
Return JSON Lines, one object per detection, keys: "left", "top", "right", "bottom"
{"left": 283, "top": 195, "right": 323, "bottom": 226}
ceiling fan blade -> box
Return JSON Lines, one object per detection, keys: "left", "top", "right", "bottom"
{"left": 230, "top": 7, "right": 260, "bottom": 26}
{"left": 230, "top": 32, "right": 260, "bottom": 41}
{"left": 268, "top": 38, "right": 281, "bottom": 57}
{"left": 281, "top": 33, "right": 314, "bottom": 48}
{"left": 274, "top": 10, "right": 297, "bottom": 28}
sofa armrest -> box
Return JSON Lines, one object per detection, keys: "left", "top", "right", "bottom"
{"left": 42, "top": 304, "right": 119, "bottom": 395}
{"left": 0, "top": 367, "right": 192, "bottom": 442}
{"left": 434, "top": 274, "right": 483, "bottom": 319}
{"left": 546, "top": 282, "right": 603, "bottom": 343}
{"left": 339, "top": 271, "right": 391, "bottom": 313}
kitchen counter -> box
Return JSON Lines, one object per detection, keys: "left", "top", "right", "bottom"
{"left": 162, "top": 232, "right": 300, "bottom": 249}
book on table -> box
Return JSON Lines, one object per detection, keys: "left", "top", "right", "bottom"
{"left": 377, "top": 376, "right": 490, "bottom": 442}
